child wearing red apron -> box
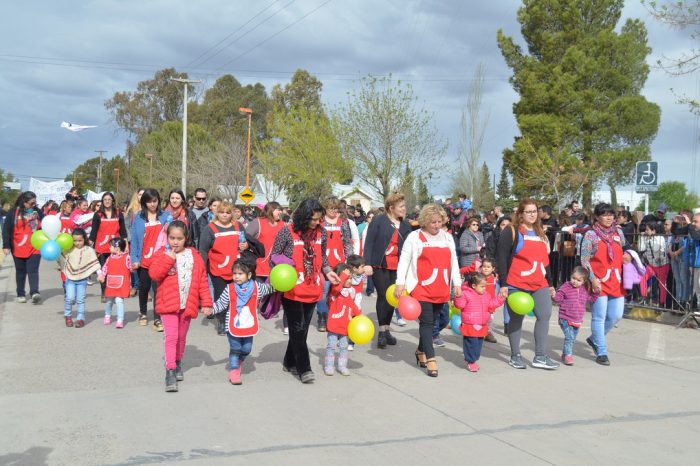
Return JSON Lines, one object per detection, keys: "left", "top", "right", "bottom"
{"left": 208, "top": 259, "right": 274, "bottom": 385}
{"left": 324, "top": 265, "right": 363, "bottom": 376}
{"left": 98, "top": 238, "right": 131, "bottom": 328}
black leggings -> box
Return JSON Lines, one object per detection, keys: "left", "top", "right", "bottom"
{"left": 138, "top": 267, "right": 157, "bottom": 319}
{"left": 98, "top": 253, "right": 109, "bottom": 297}
{"left": 417, "top": 301, "right": 444, "bottom": 359}
{"left": 210, "top": 274, "right": 232, "bottom": 326}
{"left": 372, "top": 268, "right": 397, "bottom": 326}
{"left": 282, "top": 298, "right": 315, "bottom": 374}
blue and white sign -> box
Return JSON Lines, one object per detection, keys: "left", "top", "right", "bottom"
{"left": 635, "top": 161, "right": 658, "bottom": 193}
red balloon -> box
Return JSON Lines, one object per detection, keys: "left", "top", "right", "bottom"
{"left": 398, "top": 295, "right": 421, "bottom": 320}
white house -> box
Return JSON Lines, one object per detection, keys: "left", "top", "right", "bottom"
{"left": 332, "top": 183, "right": 383, "bottom": 212}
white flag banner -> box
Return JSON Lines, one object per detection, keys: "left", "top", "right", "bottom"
{"left": 60, "top": 121, "right": 97, "bottom": 132}
{"left": 28, "top": 178, "right": 72, "bottom": 205}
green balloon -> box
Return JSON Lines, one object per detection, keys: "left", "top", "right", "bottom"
{"left": 30, "top": 230, "right": 49, "bottom": 250}
{"left": 507, "top": 291, "right": 535, "bottom": 316}
{"left": 269, "top": 264, "right": 298, "bottom": 292}
{"left": 55, "top": 233, "right": 74, "bottom": 252}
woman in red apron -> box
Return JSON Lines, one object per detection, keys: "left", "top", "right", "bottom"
{"left": 130, "top": 189, "right": 169, "bottom": 331}
{"left": 395, "top": 204, "right": 462, "bottom": 377}
{"left": 58, "top": 200, "right": 75, "bottom": 234}
{"left": 198, "top": 201, "right": 248, "bottom": 336}
{"left": 1, "top": 191, "right": 43, "bottom": 303}
{"left": 496, "top": 199, "right": 558, "bottom": 371}
{"left": 269, "top": 198, "right": 340, "bottom": 384}
{"left": 581, "top": 203, "right": 625, "bottom": 366}
{"left": 89, "top": 192, "right": 127, "bottom": 302}
{"left": 165, "top": 189, "right": 198, "bottom": 245}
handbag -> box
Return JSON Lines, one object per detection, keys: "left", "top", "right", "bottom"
{"left": 562, "top": 239, "right": 576, "bottom": 257}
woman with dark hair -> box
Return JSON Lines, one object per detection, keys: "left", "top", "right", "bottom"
{"left": 496, "top": 199, "right": 559, "bottom": 370}
{"left": 362, "top": 192, "right": 413, "bottom": 348}
{"left": 269, "top": 198, "right": 340, "bottom": 383}
{"left": 89, "top": 192, "right": 128, "bottom": 302}
{"left": 616, "top": 210, "right": 636, "bottom": 246}
{"left": 581, "top": 203, "right": 626, "bottom": 365}
{"left": 164, "top": 189, "right": 198, "bottom": 245}
{"left": 2, "top": 191, "right": 44, "bottom": 303}
{"left": 459, "top": 216, "right": 485, "bottom": 268}
{"left": 130, "top": 188, "right": 169, "bottom": 331}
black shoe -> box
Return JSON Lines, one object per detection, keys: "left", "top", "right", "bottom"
{"left": 165, "top": 369, "right": 178, "bottom": 392}
{"left": 175, "top": 361, "right": 184, "bottom": 381}
{"left": 596, "top": 355, "right": 610, "bottom": 366}
{"left": 317, "top": 315, "right": 327, "bottom": 332}
{"left": 586, "top": 337, "right": 599, "bottom": 355}
{"left": 377, "top": 331, "right": 387, "bottom": 349}
{"left": 217, "top": 322, "right": 226, "bottom": 336}
{"left": 384, "top": 329, "right": 397, "bottom": 345}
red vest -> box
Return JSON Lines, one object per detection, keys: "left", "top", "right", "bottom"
{"left": 506, "top": 229, "right": 550, "bottom": 291}
{"left": 255, "top": 219, "right": 284, "bottom": 277}
{"left": 323, "top": 218, "right": 346, "bottom": 268}
{"left": 95, "top": 215, "right": 120, "bottom": 254}
{"left": 60, "top": 215, "right": 73, "bottom": 234}
{"left": 207, "top": 223, "right": 241, "bottom": 281}
{"left": 227, "top": 282, "right": 260, "bottom": 337}
{"left": 284, "top": 226, "right": 324, "bottom": 303}
{"left": 104, "top": 253, "right": 131, "bottom": 298}
{"left": 411, "top": 231, "right": 453, "bottom": 303}
{"left": 13, "top": 209, "right": 40, "bottom": 259}
{"left": 590, "top": 234, "right": 624, "bottom": 298}
{"left": 140, "top": 220, "right": 164, "bottom": 269}
{"left": 327, "top": 289, "right": 361, "bottom": 335}
{"left": 384, "top": 230, "right": 399, "bottom": 270}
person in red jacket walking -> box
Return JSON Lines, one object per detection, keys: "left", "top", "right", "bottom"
{"left": 454, "top": 273, "right": 505, "bottom": 373}
{"left": 149, "top": 221, "right": 213, "bottom": 392}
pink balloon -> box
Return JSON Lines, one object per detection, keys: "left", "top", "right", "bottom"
{"left": 398, "top": 295, "right": 421, "bottom": 321}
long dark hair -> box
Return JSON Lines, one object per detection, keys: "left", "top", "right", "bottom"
{"left": 14, "top": 191, "right": 37, "bottom": 209}
{"left": 167, "top": 189, "right": 188, "bottom": 211}
{"left": 140, "top": 188, "right": 162, "bottom": 219}
{"left": 292, "top": 198, "right": 324, "bottom": 234}
{"left": 99, "top": 192, "right": 118, "bottom": 218}
{"left": 571, "top": 265, "right": 594, "bottom": 294}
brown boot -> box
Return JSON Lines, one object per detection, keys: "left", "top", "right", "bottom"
{"left": 485, "top": 332, "right": 497, "bottom": 343}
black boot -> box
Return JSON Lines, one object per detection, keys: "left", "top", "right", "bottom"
{"left": 217, "top": 321, "right": 226, "bottom": 336}
{"left": 377, "top": 331, "right": 387, "bottom": 349}
{"left": 384, "top": 329, "right": 397, "bottom": 345}
{"left": 318, "top": 314, "right": 327, "bottom": 332}
{"left": 175, "top": 360, "right": 184, "bottom": 381}
{"left": 165, "top": 369, "right": 178, "bottom": 392}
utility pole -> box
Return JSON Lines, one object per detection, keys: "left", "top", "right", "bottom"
{"left": 171, "top": 77, "right": 201, "bottom": 195}
{"left": 95, "top": 149, "right": 107, "bottom": 192}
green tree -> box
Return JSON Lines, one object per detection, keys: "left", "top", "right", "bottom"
{"left": 333, "top": 75, "right": 447, "bottom": 199}
{"left": 635, "top": 181, "right": 700, "bottom": 212}
{"left": 397, "top": 164, "right": 417, "bottom": 212}
{"left": 496, "top": 161, "right": 511, "bottom": 201}
{"left": 498, "top": 0, "right": 661, "bottom": 208}
{"left": 474, "top": 162, "right": 496, "bottom": 212}
{"left": 271, "top": 69, "right": 324, "bottom": 115}
{"left": 416, "top": 176, "right": 431, "bottom": 206}
{"left": 0, "top": 168, "right": 19, "bottom": 205}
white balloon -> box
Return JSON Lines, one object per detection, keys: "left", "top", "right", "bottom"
{"left": 42, "top": 214, "right": 62, "bottom": 239}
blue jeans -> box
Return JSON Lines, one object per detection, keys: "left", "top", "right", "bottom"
{"left": 558, "top": 318, "right": 580, "bottom": 356}
{"left": 64, "top": 278, "right": 88, "bottom": 319}
{"left": 462, "top": 336, "right": 484, "bottom": 363}
{"left": 433, "top": 303, "right": 450, "bottom": 338}
{"left": 227, "top": 334, "right": 253, "bottom": 369}
{"left": 130, "top": 270, "right": 139, "bottom": 290}
{"left": 366, "top": 276, "right": 375, "bottom": 295}
{"left": 315, "top": 279, "right": 332, "bottom": 316}
{"left": 105, "top": 297, "right": 125, "bottom": 321}
{"left": 671, "top": 258, "right": 690, "bottom": 302}
{"left": 325, "top": 332, "right": 349, "bottom": 369}
{"left": 589, "top": 295, "right": 624, "bottom": 356}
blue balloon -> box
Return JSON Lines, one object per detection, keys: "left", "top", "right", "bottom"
{"left": 450, "top": 314, "right": 462, "bottom": 335}
{"left": 40, "top": 240, "right": 62, "bottom": 261}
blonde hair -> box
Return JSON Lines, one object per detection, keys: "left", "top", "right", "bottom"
{"left": 217, "top": 201, "right": 234, "bottom": 214}
{"left": 322, "top": 196, "right": 342, "bottom": 211}
{"left": 384, "top": 192, "right": 405, "bottom": 212}
{"left": 125, "top": 192, "right": 141, "bottom": 218}
{"left": 417, "top": 204, "right": 448, "bottom": 228}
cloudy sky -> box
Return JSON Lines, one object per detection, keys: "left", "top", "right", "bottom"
{"left": 1, "top": 0, "right": 697, "bottom": 196}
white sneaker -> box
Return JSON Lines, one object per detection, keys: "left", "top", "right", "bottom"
{"left": 347, "top": 344, "right": 354, "bottom": 351}
{"left": 17, "top": 296, "right": 27, "bottom": 303}
{"left": 396, "top": 318, "right": 407, "bottom": 327}
{"left": 283, "top": 327, "right": 289, "bottom": 335}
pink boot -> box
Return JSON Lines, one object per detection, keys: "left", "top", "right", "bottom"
{"left": 228, "top": 367, "right": 242, "bottom": 385}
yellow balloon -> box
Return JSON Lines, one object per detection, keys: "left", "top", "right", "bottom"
{"left": 348, "top": 315, "right": 375, "bottom": 345}
{"left": 386, "top": 284, "right": 399, "bottom": 308}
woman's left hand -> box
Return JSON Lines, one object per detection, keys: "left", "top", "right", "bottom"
{"left": 239, "top": 241, "right": 249, "bottom": 251}
{"left": 327, "top": 271, "right": 340, "bottom": 285}
{"left": 453, "top": 285, "right": 462, "bottom": 298}
{"left": 549, "top": 287, "right": 556, "bottom": 298}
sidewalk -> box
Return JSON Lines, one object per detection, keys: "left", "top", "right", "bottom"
{"left": 0, "top": 258, "right": 699, "bottom": 465}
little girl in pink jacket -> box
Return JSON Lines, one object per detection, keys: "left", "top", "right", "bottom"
{"left": 454, "top": 272, "right": 505, "bottom": 372}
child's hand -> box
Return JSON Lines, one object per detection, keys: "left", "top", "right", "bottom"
{"left": 201, "top": 307, "right": 213, "bottom": 316}
{"left": 165, "top": 249, "right": 176, "bottom": 260}
{"left": 97, "top": 275, "right": 105, "bottom": 283}
{"left": 453, "top": 285, "right": 462, "bottom": 298}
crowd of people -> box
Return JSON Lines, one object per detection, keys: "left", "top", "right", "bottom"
{"left": 2, "top": 186, "right": 697, "bottom": 392}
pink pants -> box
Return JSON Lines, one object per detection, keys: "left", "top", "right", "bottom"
{"left": 161, "top": 310, "right": 191, "bottom": 370}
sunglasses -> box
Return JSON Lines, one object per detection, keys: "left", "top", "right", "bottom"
{"left": 195, "top": 197, "right": 207, "bottom": 201}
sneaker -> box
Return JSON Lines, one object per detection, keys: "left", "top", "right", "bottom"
{"left": 103, "top": 315, "right": 111, "bottom": 325}
{"left": 300, "top": 371, "right": 315, "bottom": 384}
{"left": 562, "top": 354, "right": 574, "bottom": 366}
{"left": 433, "top": 337, "right": 446, "bottom": 347}
{"left": 508, "top": 354, "right": 527, "bottom": 369}
{"left": 532, "top": 355, "right": 560, "bottom": 370}
{"left": 115, "top": 320, "right": 124, "bottom": 329}
{"left": 16, "top": 296, "right": 27, "bottom": 303}
{"left": 65, "top": 316, "right": 74, "bottom": 327}
{"left": 596, "top": 355, "right": 611, "bottom": 366}
{"left": 282, "top": 365, "right": 298, "bottom": 376}
{"left": 283, "top": 327, "right": 289, "bottom": 335}
{"left": 165, "top": 369, "right": 178, "bottom": 392}
{"left": 228, "top": 367, "right": 242, "bottom": 385}
{"left": 175, "top": 361, "right": 184, "bottom": 381}
{"left": 101, "top": 296, "right": 106, "bottom": 303}
{"left": 347, "top": 343, "right": 354, "bottom": 351}
{"left": 87, "top": 279, "right": 95, "bottom": 286}
{"left": 466, "top": 362, "right": 480, "bottom": 372}
{"left": 484, "top": 332, "right": 497, "bottom": 343}
{"left": 324, "top": 367, "right": 334, "bottom": 376}
{"left": 396, "top": 317, "right": 407, "bottom": 327}
{"left": 338, "top": 366, "right": 350, "bottom": 376}
{"left": 75, "top": 319, "right": 85, "bottom": 328}
{"left": 31, "top": 293, "right": 41, "bottom": 304}
{"left": 586, "top": 337, "right": 599, "bottom": 355}
{"left": 153, "top": 320, "right": 164, "bottom": 332}
{"left": 138, "top": 314, "right": 148, "bottom": 326}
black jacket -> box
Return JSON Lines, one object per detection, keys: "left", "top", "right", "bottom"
{"left": 362, "top": 214, "right": 412, "bottom": 268}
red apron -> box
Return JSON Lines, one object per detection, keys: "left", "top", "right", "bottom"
{"left": 95, "top": 216, "right": 120, "bottom": 254}
{"left": 227, "top": 282, "right": 260, "bottom": 337}
{"left": 284, "top": 227, "right": 324, "bottom": 303}
{"left": 411, "top": 231, "right": 452, "bottom": 303}
{"left": 13, "top": 210, "right": 40, "bottom": 259}
{"left": 323, "top": 219, "right": 346, "bottom": 268}
{"left": 256, "top": 219, "right": 284, "bottom": 277}
{"left": 60, "top": 215, "right": 73, "bottom": 234}
{"left": 506, "top": 229, "right": 550, "bottom": 291}
{"left": 590, "top": 235, "right": 624, "bottom": 298}
{"left": 208, "top": 223, "right": 241, "bottom": 281}
{"left": 140, "top": 220, "right": 164, "bottom": 269}
{"left": 384, "top": 230, "right": 399, "bottom": 270}
{"left": 105, "top": 254, "right": 131, "bottom": 298}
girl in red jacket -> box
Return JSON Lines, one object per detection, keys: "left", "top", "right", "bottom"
{"left": 149, "top": 221, "right": 213, "bottom": 392}
{"left": 454, "top": 272, "right": 505, "bottom": 373}
{"left": 324, "top": 263, "right": 363, "bottom": 376}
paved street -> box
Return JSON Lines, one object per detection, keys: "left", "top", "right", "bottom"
{"left": 1, "top": 258, "right": 699, "bottom": 465}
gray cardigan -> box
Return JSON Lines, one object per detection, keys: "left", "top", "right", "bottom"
{"left": 458, "top": 229, "right": 484, "bottom": 267}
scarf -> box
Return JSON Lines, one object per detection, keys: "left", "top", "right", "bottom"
{"left": 166, "top": 205, "right": 186, "bottom": 222}
{"left": 593, "top": 221, "right": 618, "bottom": 262}
{"left": 234, "top": 280, "right": 255, "bottom": 311}
{"left": 15, "top": 208, "right": 39, "bottom": 232}
{"left": 300, "top": 227, "right": 320, "bottom": 282}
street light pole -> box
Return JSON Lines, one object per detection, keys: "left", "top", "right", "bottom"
{"left": 239, "top": 107, "right": 253, "bottom": 187}
{"left": 114, "top": 168, "right": 120, "bottom": 195}
{"left": 171, "top": 77, "right": 201, "bottom": 195}
{"left": 144, "top": 153, "right": 153, "bottom": 185}
{"left": 95, "top": 149, "right": 107, "bottom": 192}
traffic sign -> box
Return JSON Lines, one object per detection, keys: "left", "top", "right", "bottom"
{"left": 635, "top": 161, "right": 658, "bottom": 193}
{"left": 239, "top": 187, "right": 255, "bottom": 205}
